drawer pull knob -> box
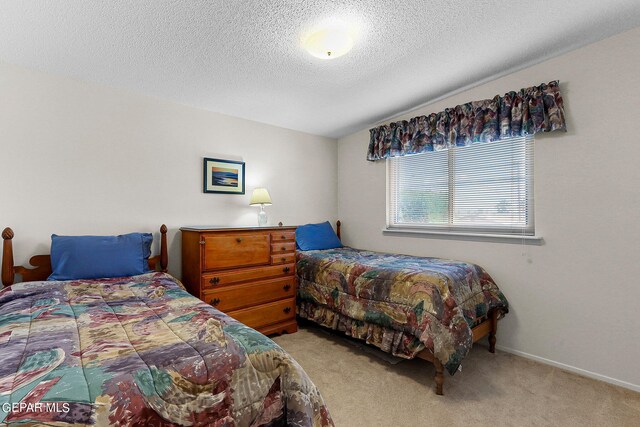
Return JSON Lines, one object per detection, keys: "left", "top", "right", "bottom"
{"left": 209, "top": 277, "right": 220, "bottom": 284}
{"left": 236, "top": 238, "right": 244, "bottom": 243}
{"left": 283, "top": 307, "right": 291, "bottom": 314}
{"left": 283, "top": 267, "right": 290, "bottom": 274}
{"left": 280, "top": 235, "right": 286, "bottom": 239}
{"left": 211, "top": 298, "right": 221, "bottom": 306}
{"left": 283, "top": 284, "right": 291, "bottom": 291}
{"left": 281, "top": 257, "right": 286, "bottom": 263}
{"left": 281, "top": 246, "right": 286, "bottom": 251}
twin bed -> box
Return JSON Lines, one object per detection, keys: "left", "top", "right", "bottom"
{"left": 0, "top": 226, "right": 332, "bottom": 426}
{"left": 0, "top": 220, "right": 509, "bottom": 425}
{"left": 295, "top": 221, "right": 508, "bottom": 395}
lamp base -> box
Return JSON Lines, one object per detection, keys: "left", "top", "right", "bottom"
{"left": 257, "top": 206, "right": 268, "bottom": 226}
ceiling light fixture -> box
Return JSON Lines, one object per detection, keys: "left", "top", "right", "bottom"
{"left": 303, "top": 28, "right": 353, "bottom": 60}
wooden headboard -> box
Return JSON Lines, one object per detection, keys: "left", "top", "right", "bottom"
{"left": 336, "top": 220, "right": 341, "bottom": 240}
{"left": 1, "top": 225, "right": 168, "bottom": 287}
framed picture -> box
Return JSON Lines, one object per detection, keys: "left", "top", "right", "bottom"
{"left": 203, "top": 158, "right": 245, "bottom": 194}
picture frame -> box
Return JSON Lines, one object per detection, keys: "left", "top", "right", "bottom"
{"left": 203, "top": 158, "right": 245, "bottom": 194}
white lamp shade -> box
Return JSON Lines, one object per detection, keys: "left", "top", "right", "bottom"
{"left": 303, "top": 28, "right": 353, "bottom": 60}
{"left": 249, "top": 188, "right": 272, "bottom": 206}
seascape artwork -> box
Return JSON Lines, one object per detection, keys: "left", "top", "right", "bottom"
{"left": 212, "top": 167, "right": 239, "bottom": 187}
{"left": 203, "top": 158, "right": 245, "bottom": 194}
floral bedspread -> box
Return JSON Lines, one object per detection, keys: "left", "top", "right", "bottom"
{"left": 0, "top": 272, "right": 333, "bottom": 426}
{"left": 296, "top": 247, "right": 508, "bottom": 375}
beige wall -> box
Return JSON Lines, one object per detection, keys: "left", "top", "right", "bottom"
{"left": 0, "top": 61, "right": 338, "bottom": 276}
{"left": 337, "top": 28, "right": 640, "bottom": 390}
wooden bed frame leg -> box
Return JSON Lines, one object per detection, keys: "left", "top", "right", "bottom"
{"left": 434, "top": 359, "right": 444, "bottom": 396}
{"left": 488, "top": 309, "right": 498, "bottom": 353}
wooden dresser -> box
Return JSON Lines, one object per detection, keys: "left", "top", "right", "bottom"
{"left": 180, "top": 226, "right": 297, "bottom": 335}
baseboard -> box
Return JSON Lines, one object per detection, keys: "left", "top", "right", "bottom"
{"left": 495, "top": 344, "right": 640, "bottom": 393}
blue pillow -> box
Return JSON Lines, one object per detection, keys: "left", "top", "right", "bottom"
{"left": 48, "top": 233, "right": 153, "bottom": 280}
{"left": 296, "top": 221, "right": 343, "bottom": 251}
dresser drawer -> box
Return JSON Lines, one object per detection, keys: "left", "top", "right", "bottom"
{"left": 270, "top": 231, "right": 295, "bottom": 242}
{"left": 202, "top": 263, "right": 295, "bottom": 289}
{"left": 271, "top": 242, "right": 296, "bottom": 254}
{"left": 270, "top": 253, "right": 296, "bottom": 265}
{"left": 226, "top": 298, "right": 296, "bottom": 330}
{"left": 203, "top": 233, "right": 270, "bottom": 270}
{"left": 203, "top": 277, "right": 296, "bottom": 311}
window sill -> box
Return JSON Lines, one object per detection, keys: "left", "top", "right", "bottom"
{"left": 382, "top": 228, "right": 544, "bottom": 245}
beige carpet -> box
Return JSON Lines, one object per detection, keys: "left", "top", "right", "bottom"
{"left": 273, "top": 324, "right": 640, "bottom": 427}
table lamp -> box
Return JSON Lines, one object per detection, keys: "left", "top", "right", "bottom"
{"left": 249, "top": 188, "right": 272, "bottom": 226}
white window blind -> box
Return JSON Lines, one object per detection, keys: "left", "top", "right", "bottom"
{"left": 387, "top": 136, "right": 534, "bottom": 235}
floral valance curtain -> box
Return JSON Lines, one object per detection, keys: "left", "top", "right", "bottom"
{"left": 367, "top": 80, "right": 566, "bottom": 161}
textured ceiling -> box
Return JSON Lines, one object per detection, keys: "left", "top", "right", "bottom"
{"left": 1, "top": 1, "right": 639, "bottom": 138}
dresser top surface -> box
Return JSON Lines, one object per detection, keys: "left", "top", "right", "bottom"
{"left": 180, "top": 225, "right": 297, "bottom": 232}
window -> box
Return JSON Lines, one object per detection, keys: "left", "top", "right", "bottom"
{"left": 387, "top": 136, "right": 534, "bottom": 235}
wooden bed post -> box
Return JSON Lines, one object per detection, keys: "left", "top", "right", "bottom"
{"left": 160, "top": 224, "right": 168, "bottom": 272}
{"left": 434, "top": 359, "right": 444, "bottom": 396}
{"left": 488, "top": 309, "right": 498, "bottom": 353}
{"left": 2, "top": 228, "right": 15, "bottom": 286}
{"left": 336, "top": 220, "right": 341, "bottom": 240}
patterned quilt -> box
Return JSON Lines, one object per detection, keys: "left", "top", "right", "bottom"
{"left": 296, "top": 247, "right": 508, "bottom": 375}
{"left": 0, "top": 272, "right": 333, "bottom": 426}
